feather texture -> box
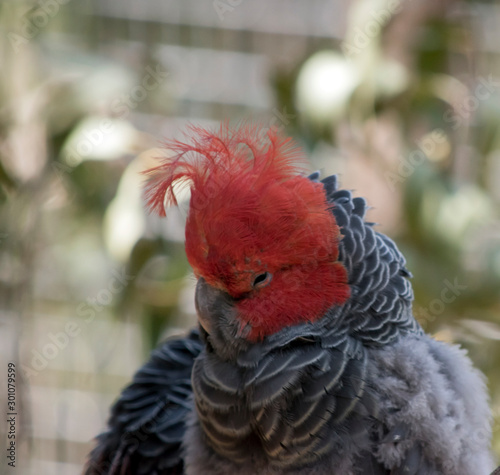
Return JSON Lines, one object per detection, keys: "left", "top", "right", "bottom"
{"left": 144, "top": 122, "right": 307, "bottom": 215}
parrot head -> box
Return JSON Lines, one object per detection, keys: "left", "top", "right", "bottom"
{"left": 144, "top": 124, "right": 350, "bottom": 342}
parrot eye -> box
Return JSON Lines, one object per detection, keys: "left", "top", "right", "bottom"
{"left": 252, "top": 272, "right": 272, "bottom": 289}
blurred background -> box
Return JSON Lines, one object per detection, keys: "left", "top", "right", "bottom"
{"left": 1, "top": 0, "right": 499, "bottom": 473}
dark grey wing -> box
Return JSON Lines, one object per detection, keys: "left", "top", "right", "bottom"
{"left": 84, "top": 329, "right": 203, "bottom": 475}
{"left": 309, "top": 173, "right": 421, "bottom": 345}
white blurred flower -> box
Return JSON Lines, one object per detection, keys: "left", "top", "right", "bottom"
{"left": 295, "top": 51, "right": 360, "bottom": 124}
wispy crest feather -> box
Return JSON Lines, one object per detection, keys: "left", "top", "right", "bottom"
{"left": 143, "top": 123, "right": 307, "bottom": 216}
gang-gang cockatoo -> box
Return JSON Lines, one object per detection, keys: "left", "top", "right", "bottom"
{"left": 85, "top": 124, "right": 494, "bottom": 475}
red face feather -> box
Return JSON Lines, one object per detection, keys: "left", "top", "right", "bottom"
{"left": 144, "top": 123, "right": 350, "bottom": 340}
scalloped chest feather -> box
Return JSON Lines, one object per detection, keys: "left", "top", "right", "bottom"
{"left": 183, "top": 333, "right": 384, "bottom": 474}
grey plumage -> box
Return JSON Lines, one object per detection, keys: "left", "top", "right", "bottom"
{"left": 85, "top": 173, "right": 494, "bottom": 475}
